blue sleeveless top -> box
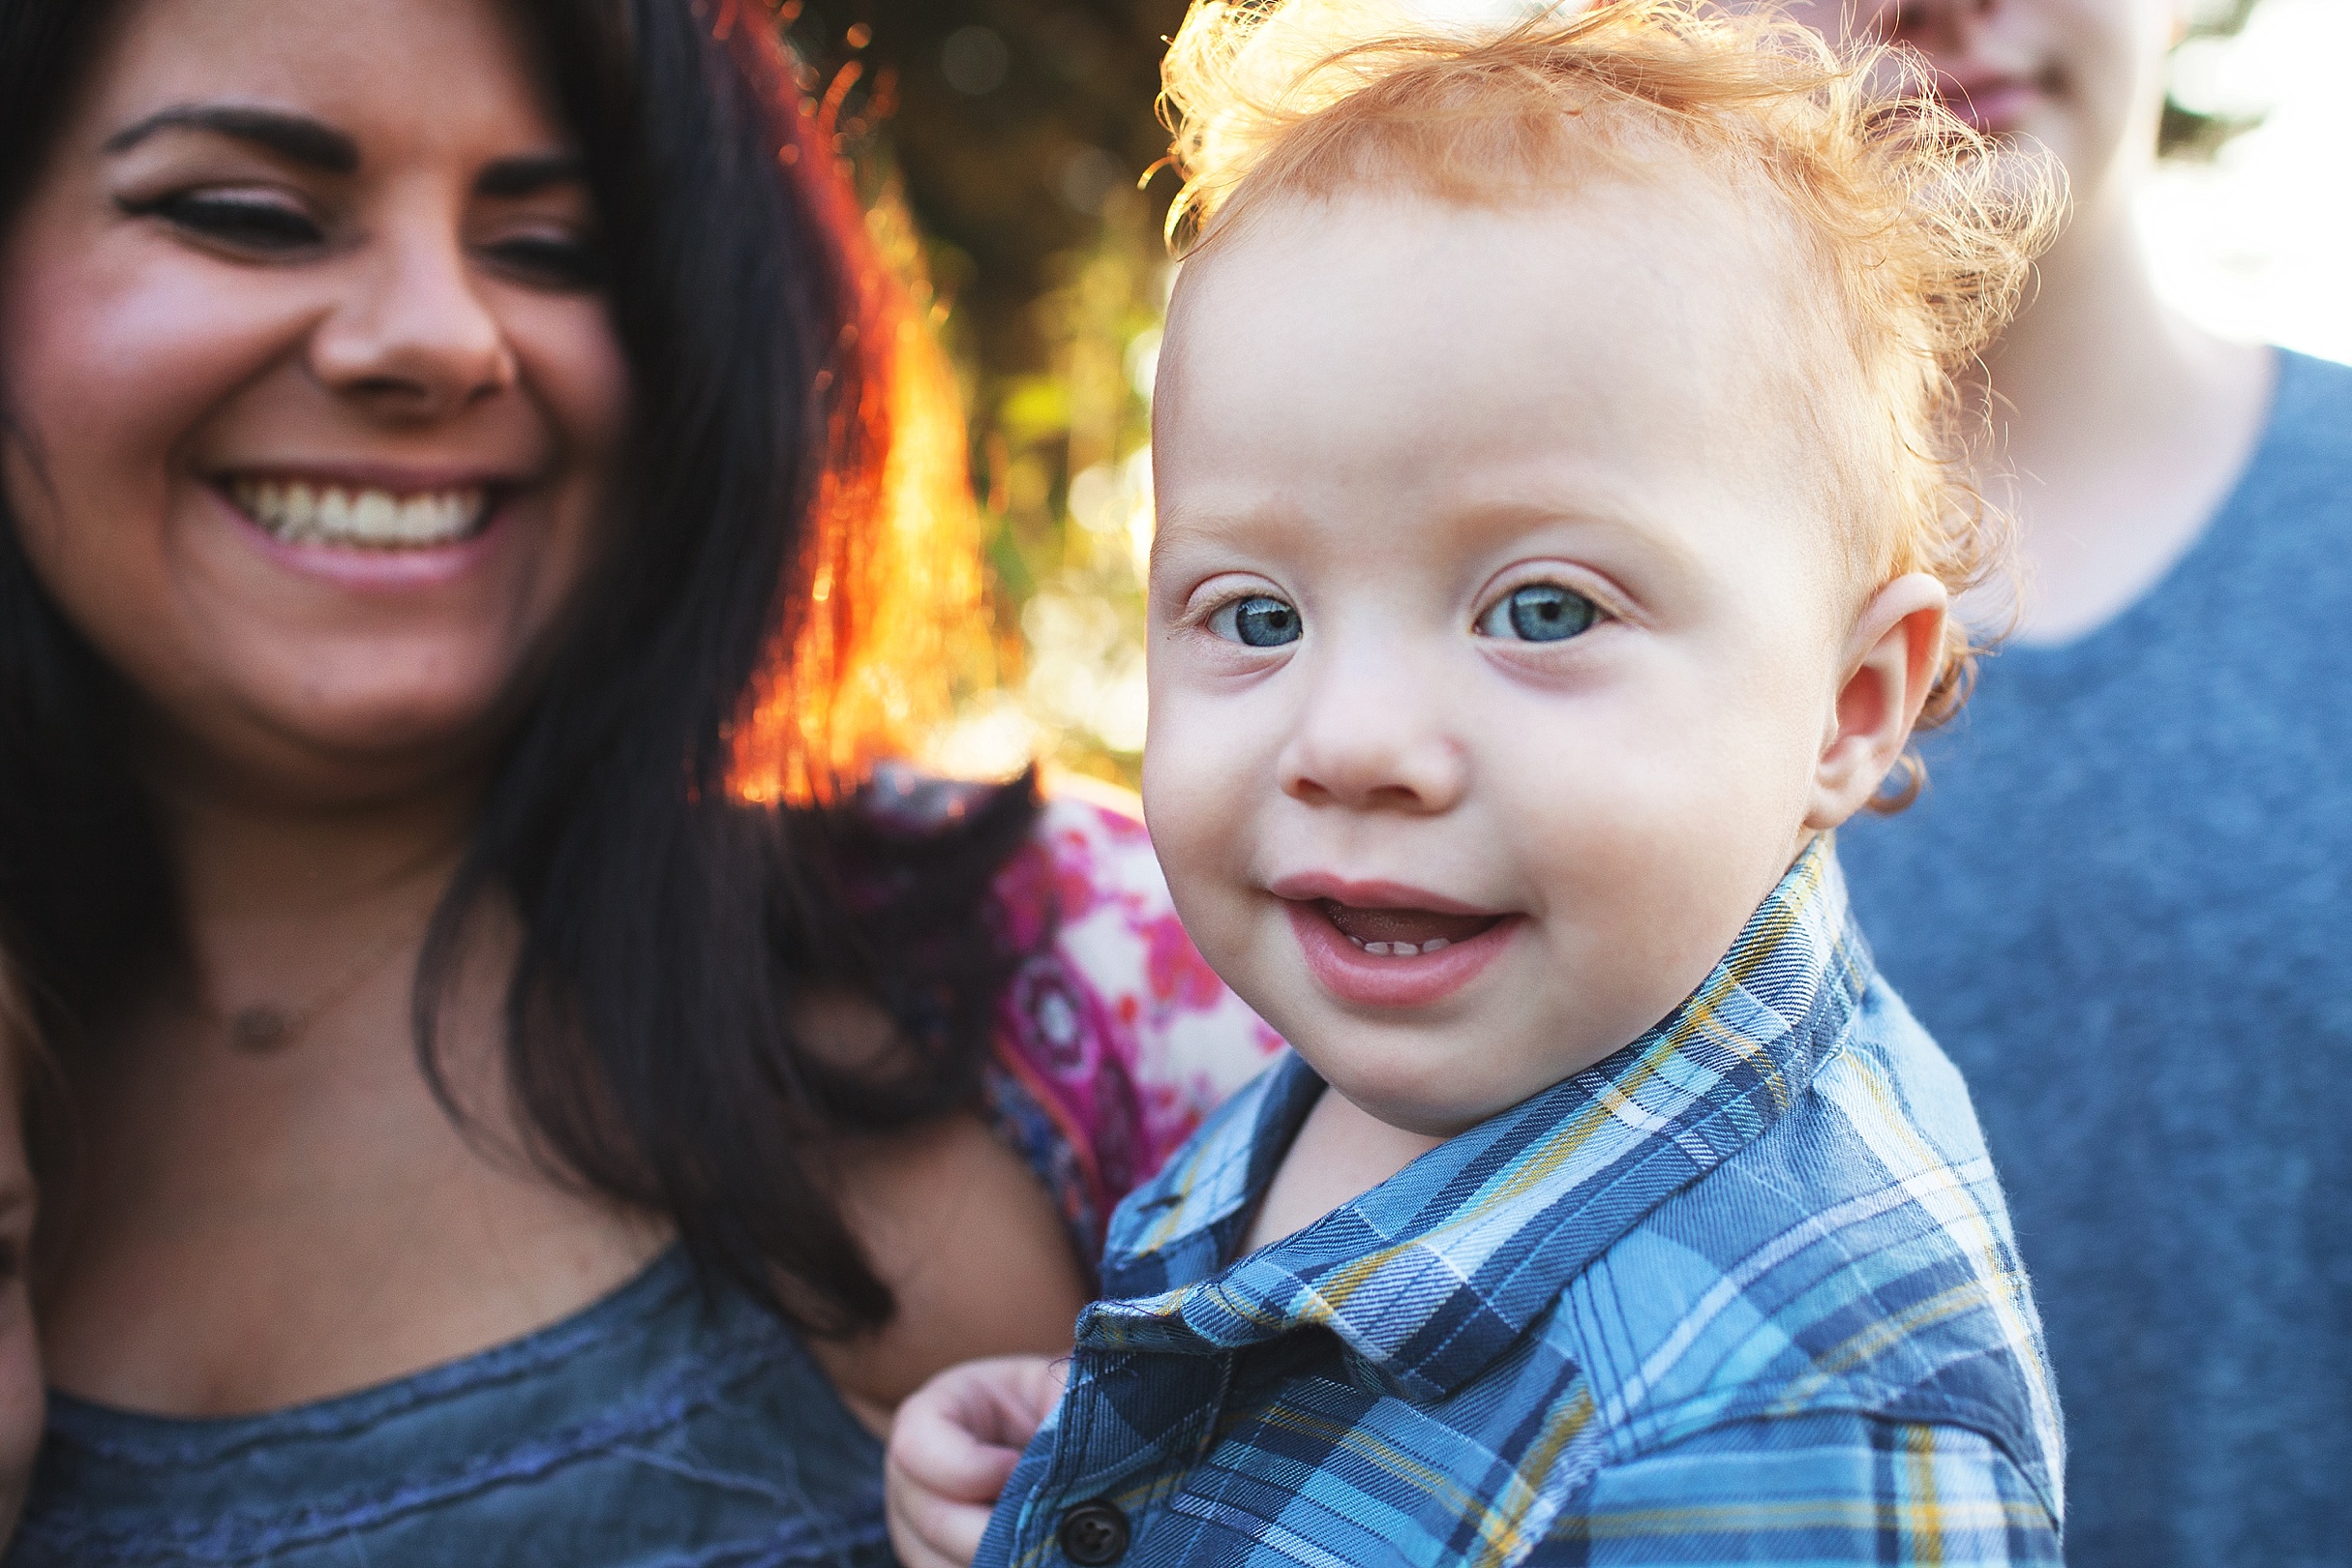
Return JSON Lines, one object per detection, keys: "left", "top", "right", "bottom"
{"left": 4, "top": 793, "right": 1285, "bottom": 1567}
{"left": 8, "top": 1251, "right": 892, "bottom": 1567}
{"left": 1840, "top": 351, "right": 2352, "bottom": 1566}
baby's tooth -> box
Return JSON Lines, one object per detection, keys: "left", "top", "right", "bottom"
{"left": 1420, "top": 938, "right": 1450, "bottom": 954}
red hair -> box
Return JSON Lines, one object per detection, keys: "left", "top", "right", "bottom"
{"left": 1160, "top": 0, "right": 2064, "bottom": 789}
{"left": 723, "top": 4, "right": 995, "bottom": 806}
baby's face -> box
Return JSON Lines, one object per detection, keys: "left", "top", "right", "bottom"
{"left": 1145, "top": 178, "right": 1897, "bottom": 1135}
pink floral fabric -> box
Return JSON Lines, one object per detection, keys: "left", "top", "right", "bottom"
{"left": 983, "top": 780, "right": 1287, "bottom": 1264}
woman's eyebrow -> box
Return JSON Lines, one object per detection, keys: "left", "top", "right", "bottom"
{"left": 102, "top": 104, "right": 359, "bottom": 173}
{"left": 475, "top": 153, "right": 588, "bottom": 199}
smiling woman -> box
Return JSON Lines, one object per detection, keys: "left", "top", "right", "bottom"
{"left": 0, "top": 0, "right": 1276, "bottom": 1563}
{"left": 5, "top": 6, "right": 625, "bottom": 785}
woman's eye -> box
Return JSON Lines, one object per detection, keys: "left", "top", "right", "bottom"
{"left": 1207, "top": 594, "right": 1302, "bottom": 648}
{"left": 482, "top": 233, "right": 606, "bottom": 290}
{"left": 120, "top": 192, "right": 324, "bottom": 253}
{"left": 1476, "top": 582, "right": 1599, "bottom": 643}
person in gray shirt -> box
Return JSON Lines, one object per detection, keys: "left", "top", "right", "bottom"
{"left": 1781, "top": 0, "right": 2352, "bottom": 1562}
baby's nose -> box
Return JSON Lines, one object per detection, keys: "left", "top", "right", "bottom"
{"left": 1275, "top": 653, "right": 1468, "bottom": 813}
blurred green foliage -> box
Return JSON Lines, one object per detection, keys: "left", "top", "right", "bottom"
{"left": 796, "top": 0, "right": 1185, "bottom": 785}
{"left": 2162, "top": 0, "right": 2267, "bottom": 159}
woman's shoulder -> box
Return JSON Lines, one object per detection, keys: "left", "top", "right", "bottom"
{"left": 2233, "top": 349, "right": 2352, "bottom": 530}
{"left": 981, "top": 773, "right": 1286, "bottom": 1261}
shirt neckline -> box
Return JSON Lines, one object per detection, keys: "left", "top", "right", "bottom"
{"left": 1997, "top": 345, "right": 2295, "bottom": 665}
{"left": 45, "top": 1243, "right": 696, "bottom": 1448}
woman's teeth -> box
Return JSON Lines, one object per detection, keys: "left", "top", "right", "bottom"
{"left": 229, "top": 478, "right": 488, "bottom": 549}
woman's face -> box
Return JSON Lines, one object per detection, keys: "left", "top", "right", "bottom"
{"left": 1779, "top": 0, "right": 2178, "bottom": 208}
{"left": 0, "top": 0, "right": 628, "bottom": 800}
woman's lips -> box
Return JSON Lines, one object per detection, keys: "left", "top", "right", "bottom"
{"left": 1283, "top": 897, "right": 1520, "bottom": 1009}
{"left": 1935, "top": 73, "right": 2044, "bottom": 135}
{"left": 209, "top": 479, "right": 520, "bottom": 592}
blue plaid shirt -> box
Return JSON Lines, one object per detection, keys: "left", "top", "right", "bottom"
{"left": 975, "top": 842, "right": 2063, "bottom": 1567}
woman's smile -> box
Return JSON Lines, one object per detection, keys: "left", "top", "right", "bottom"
{"left": 224, "top": 474, "right": 498, "bottom": 552}
{"left": 201, "top": 459, "right": 546, "bottom": 594}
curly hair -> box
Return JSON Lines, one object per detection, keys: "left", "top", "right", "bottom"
{"left": 1158, "top": 0, "right": 2064, "bottom": 801}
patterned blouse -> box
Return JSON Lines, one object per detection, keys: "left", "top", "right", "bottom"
{"left": 971, "top": 775, "right": 1289, "bottom": 1265}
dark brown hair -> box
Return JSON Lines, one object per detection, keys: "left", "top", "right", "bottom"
{"left": 0, "top": 0, "right": 1036, "bottom": 1336}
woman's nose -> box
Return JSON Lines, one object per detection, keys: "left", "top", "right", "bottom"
{"left": 310, "top": 224, "right": 515, "bottom": 421}
{"left": 1276, "top": 650, "right": 1469, "bottom": 815}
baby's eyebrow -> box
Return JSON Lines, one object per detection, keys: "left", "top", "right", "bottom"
{"left": 104, "top": 103, "right": 360, "bottom": 174}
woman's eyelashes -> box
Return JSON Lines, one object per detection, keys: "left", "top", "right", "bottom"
{"left": 119, "top": 189, "right": 604, "bottom": 289}
{"left": 1207, "top": 593, "right": 1302, "bottom": 648}
{"left": 119, "top": 189, "right": 324, "bottom": 254}
{"left": 480, "top": 230, "right": 605, "bottom": 289}
{"left": 1475, "top": 581, "right": 1600, "bottom": 644}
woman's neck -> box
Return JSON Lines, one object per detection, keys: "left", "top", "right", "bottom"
{"left": 42, "top": 739, "right": 675, "bottom": 1417}
{"left": 1971, "top": 174, "right": 2274, "bottom": 646}
{"left": 147, "top": 749, "right": 480, "bottom": 1023}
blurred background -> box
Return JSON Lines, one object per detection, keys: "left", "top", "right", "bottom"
{"left": 786, "top": 0, "right": 2349, "bottom": 790}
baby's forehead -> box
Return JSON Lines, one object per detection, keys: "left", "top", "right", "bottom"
{"left": 1153, "top": 176, "right": 1888, "bottom": 607}
{"left": 1169, "top": 174, "right": 1860, "bottom": 473}
{"left": 1173, "top": 153, "right": 1850, "bottom": 384}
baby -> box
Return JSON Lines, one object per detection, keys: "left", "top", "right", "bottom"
{"left": 892, "top": 0, "right": 2065, "bottom": 1562}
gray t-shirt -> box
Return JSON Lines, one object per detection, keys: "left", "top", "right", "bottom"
{"left": 1841, "top": 349, "right": 2352, "bottom": 1568}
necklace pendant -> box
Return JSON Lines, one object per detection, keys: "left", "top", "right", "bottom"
{"left": 227, "top": 1006, "right": 294, "bottom": 1053}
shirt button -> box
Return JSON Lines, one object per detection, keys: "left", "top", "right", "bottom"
{"left": 1057, "top": 1498, "right": 1131, "bottom": 1565}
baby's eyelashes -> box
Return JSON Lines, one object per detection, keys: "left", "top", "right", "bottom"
{"left": 1473, "top": 581, "right": 1602, "bottom": 643}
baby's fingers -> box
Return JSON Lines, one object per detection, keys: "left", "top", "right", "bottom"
{"left": 890, "top": 1376, "right": 1031, "bottom": 1499}
{"left": 888, "top": 1484, "right": 1000, "bottom": 1568}
{"left": 886, "top": 1355, "right": 1068, "bottom": 1567}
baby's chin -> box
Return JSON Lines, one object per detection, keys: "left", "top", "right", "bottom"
{"left": 1296, "top": 1039, "right": 1541, "bottom": 1140}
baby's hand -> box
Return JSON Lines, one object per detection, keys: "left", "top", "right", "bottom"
{"left": 885, "top": 1353, "right": 1069, "bottom": 1568}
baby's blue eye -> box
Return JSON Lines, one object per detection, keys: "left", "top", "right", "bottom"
{"left": 1210, "top": 595, "right": 1302, "bottom": 648}
{"left": 1477, "top": 583, "right": 1598, "bottom": 643}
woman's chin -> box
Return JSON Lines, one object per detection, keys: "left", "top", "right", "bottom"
{"left": 142, "top": 674, "right": 513, "bottom": 804}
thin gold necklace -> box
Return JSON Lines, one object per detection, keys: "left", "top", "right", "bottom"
{"left": 202, "top": 916, "right": 426, "bottom": 1055}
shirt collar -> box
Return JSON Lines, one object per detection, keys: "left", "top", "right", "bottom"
{"left": 1087, "top": 838, "right": 1870, "bottom": 1402}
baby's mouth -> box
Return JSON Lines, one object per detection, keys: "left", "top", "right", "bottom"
{"left": 1318, "top": 901, "right": 1503, "bottom": 957}
{"left": 225, "top": 476, "right": 497, "bottom": 551}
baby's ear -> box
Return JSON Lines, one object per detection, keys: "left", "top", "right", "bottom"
{"left": 1804, "top": 573, "right": 1948, "bottom": 831}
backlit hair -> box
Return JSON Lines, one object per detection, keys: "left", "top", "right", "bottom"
{"left": 1159, "top": 0, "right": 2063, "bottom": 796}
